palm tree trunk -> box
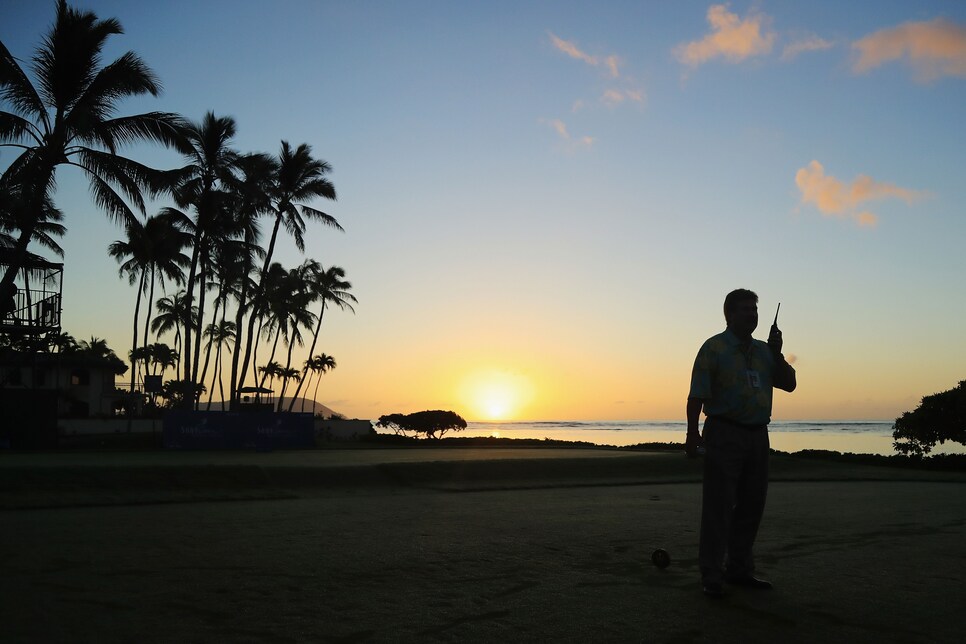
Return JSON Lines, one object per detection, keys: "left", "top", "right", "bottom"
{"left": 277, "top": 377, "right": 289, "bottom": 413}
{"left": 258, "top": 329, "right": 283, "bottom": 389}
{"left": 236, "top": 297, "right": 264, "bottom": 402}
{"left": 173, "top": 326, "right": 182, "bottom": 370}
{"left": 198, "top": 296, "right": 221, "bottom": 397}
{"left": 228, "top": 270, "right": 252, "bottom": 408}
{"left": 313, "top": 369, "right": 324, "bottom": 417}
{"left": 181, "top": 225, "right": 204, "bottom": 383}
{"left": 251, "top": 316, "right": 267, "bottom": 382}
{"left": 237, "top": 215, "right": 283, "bottom": 405}
{"left": 142, "top": 267, "right": 157, "bottom": 371}
{"left": 130, "top": 269, "right": 147, "bottom": 394}
{"left": 206, "top": 341, "right": 219, "bottom": 411}
{"left": 22, "top": 268, "right": 33, "bottom": 323}
{"left": 279, "top": 336, "right": 297, "bottom": 412}
{"left": 228, "top": 305, "right": 244, "bottom": 406}
{"left": 191, "top": 251, "right": 209, "bottom": 388}
{"left": 288, "top": 302, "right": 326, "bottom": 411}
{"left": 300, "top": 369, "right": 312, "bottom": 412}
{"left": 216, "top": 344, "right": 228, "bottom": 410}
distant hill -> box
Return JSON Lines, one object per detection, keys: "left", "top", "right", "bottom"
{"left": 280, "top": 397, "right": 340, "bottom": 417}
{"left": 199, "top": 398, "right": 342, "bottom": 417}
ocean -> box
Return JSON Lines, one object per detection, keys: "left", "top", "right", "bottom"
{"left": 456, "top": 420, "right": 966, "bottom": 456}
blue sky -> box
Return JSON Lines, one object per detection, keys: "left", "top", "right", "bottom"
{"left": 3, "top": 1, "right": 965, "bottom": 420}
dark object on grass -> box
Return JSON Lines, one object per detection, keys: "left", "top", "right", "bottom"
{"left": 651, "top": 548, "right": 670, "bottom": 569}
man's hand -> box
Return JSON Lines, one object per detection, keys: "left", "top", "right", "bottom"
{"left": 685, "top": 429, "right": 704, "bottom": 458}
{"left": 768, "top": 325, "right": 783, "bottom": 355}
{"left": 685, "top": 398, "right": 705, "bottom": 458}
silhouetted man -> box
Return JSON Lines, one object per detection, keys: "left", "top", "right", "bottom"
{"left": 686, "top": 289, "right": 796, "bottom": 598}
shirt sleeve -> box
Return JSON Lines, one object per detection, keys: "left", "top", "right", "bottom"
{"left": 688, "top": 341, "right": 713, "bottom": 400}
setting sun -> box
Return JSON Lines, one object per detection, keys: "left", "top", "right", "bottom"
{"left": 458, "top": 369, "right": 535, "bottom": 421}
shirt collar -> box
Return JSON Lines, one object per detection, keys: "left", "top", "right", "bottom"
{"left": 723, "top": 327, "right": 754, "bottom": 348}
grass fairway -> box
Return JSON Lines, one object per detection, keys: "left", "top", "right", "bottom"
{"left": 2, "top": 448, "right": 965, "bottom": 642}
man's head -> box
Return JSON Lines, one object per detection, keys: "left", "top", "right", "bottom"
{"left": 724, "top": 288, "right": 758, "bottom": 338}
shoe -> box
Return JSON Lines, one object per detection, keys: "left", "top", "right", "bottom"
{"left": 702, "top": 581, "right": 725, "bottom": 598}
{"left": 725, "top": 575, "right": 773, "bottom": 590}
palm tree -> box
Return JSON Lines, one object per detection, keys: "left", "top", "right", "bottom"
{"left": 255, "top": 264, "right": 315, "bottom": 395}
{"left": 257, "top": 361, "right": 282, "bottom": 392}
{"left": 1, "top": 175, "right": 66, "bottom": 324}
{"left": 78, "top": 336, "right": 114, "bottom": 359}
{"left": 202, "top": 319, "right": 235, "bottom": 410}
{"left": 276, "top": 367, "right": 302, "bottom": 413}
{"left": 287, "top": 263, "right": 355, "bottom": 410}
{"left": 224, "top": 152, "right": 274, "bottom": 407}
{"left": 109, "top": 212, "right": 189, "bottom": 393}
{"left": 129, "top": 345, "right": 149, "bottom": 384}
{"left": 138, "top": 213, "right": 190, "bottom": 360}
{"left": 151, "top": 290, "right": 195, "bottom": 365}
{"left": 250, "top": 263, "right": 286, "bottom": 386}
{"left": 109, "top": 222, "right": 149, "bottom": 391}
{"left": 301, "top": 353, "right": 336, "bottom": 414}
{"left": 0, "top": 176, "right": 66, "bottom": 261}
{"left": 166, "top": 112, "right": 243, "bottom": 385}
{"left": 46, "top": 330, "right": 77, "bottom": 353}
{"left": 299, "top": 357, "right": 316, "bottom": 413}
{"left": 195, "top": 237, "right": 254, "bottom": 394}
{"left": 277, "top": 264, "right": 317, "bottom": 404}
{"left": 0, "top": 0, "right": 186, "bottom": 306}
{"left": 146, "top": 342, "right": 178, "bottom": 378}
{"left": 236, "top": 141, "right": 340, "bottom": 404}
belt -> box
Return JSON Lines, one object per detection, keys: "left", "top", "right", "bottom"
{"left": 706, "top": 415, "right": 767, "bottom": 432}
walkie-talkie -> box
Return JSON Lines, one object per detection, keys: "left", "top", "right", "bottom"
{"left": 768, "top": 303, "right": 781, "bottom": 352}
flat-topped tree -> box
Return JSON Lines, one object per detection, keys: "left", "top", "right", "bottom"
{"left": 377, "top": 411, "right": 468, "bottom": 440}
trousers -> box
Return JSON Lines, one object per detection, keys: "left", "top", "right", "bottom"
{"left": 698, "top": 416, "right": 770, "bottom": 583}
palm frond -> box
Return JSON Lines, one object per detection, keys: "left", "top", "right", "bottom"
{"left": 71, "top": 150, "right": 146, "bottom": 214}
{"left": 0, "top": 41, "right": 47, "bottom": 126}
{"left": 0, "top": 111, "right": 43, "bottom": 146}
{"left": 87, "top": 111, "right": 189, "bottom": 154}
{"left": 75, "top": 161, "right": 139, "bottom": 225}
{"left": 294, "top": 176, "right": 336, "bottom": 202}
{"left": 33, "top": 2, "right": 121, "bottom": 114}
{"left": 299, "top": 204, "right": 344, "bottom": 231}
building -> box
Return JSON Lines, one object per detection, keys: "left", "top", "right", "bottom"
{"left": 0, "top": 349, "right": 130, "bottom": 418}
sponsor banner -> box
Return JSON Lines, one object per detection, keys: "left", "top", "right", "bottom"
{"left": 163, "top": 411, "right": 314, "bottom": 450}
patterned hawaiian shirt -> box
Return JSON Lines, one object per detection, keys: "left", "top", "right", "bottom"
{"left": 688, "top": 328, "right": 777, "bottom": 426}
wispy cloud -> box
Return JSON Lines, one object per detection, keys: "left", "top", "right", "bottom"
{"left": 540, "top": 118, "right": 595, "bottom": 150}
{"left": 601, "top": 89, "right": 625, "bottom": 107}
{"left": 600, "top": 88, "right": 645, "bottom": 107}
{"left": 674, "top": 4, "right": 776, "bottom": 67}
{"left": 852, "top": 18, "right": 966, "bottom": 82}
{"left": 782, "top": 35, "right": 834, "bottom": 61}
{"left": 794, "top": 160, "right": 926, "bottom": 227}
{"left": 549, "top": 32, "right": 621, "bottom": 78}
{"left": 549, "top": 32, "right": 645, "bottom": 109}
{"left": 547, "top": 118, "right": 570, "bottom": 139}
